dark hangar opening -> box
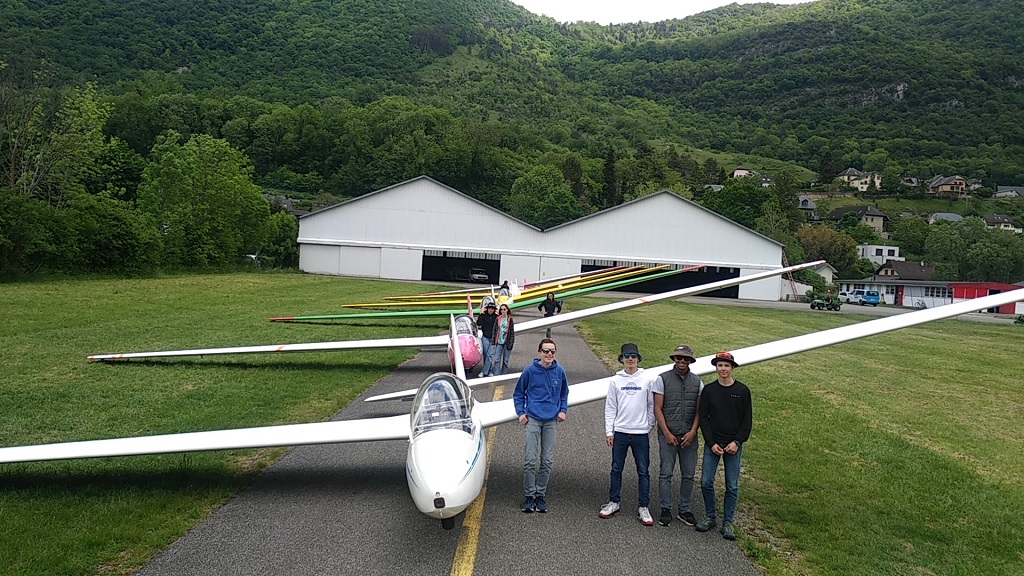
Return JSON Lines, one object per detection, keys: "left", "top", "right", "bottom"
{"left": 421, "top": 250, "right": 500, "bottom": 284}
{"left": 581, "top": 262, "right": 740, "bottom": 298}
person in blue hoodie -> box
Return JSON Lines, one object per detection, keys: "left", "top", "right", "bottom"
{"left": 513, "top": 338, "right": 570, "bottom": 514}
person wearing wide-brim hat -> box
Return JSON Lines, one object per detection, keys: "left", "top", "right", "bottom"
{"left": 599, "top": 343, "right": 657, "bottom": 526}
{"left": 695, "top": 350, "right": 751, "bottom": 541}
{"left": 652, "top": 344, "right": 704, "bottom": 527}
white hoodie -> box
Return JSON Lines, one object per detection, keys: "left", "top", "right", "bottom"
{"left": 604, "top": 367, "right": 655, "bottom": 436}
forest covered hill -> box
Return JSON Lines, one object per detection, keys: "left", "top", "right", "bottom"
{"left": 3, "top": 0, "right": 1024, "bottom": 183}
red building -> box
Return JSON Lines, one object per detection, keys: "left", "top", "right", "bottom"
{"left": 949, "top": 282, "right": 1023, "bottom": 314}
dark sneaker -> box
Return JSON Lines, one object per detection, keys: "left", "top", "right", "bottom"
{"left": 658, "top": 508, "right": 672, "bottom": 526}
{"left": 678, "top": 511, "right": 696, "bottom": 526}
{"left": 534, "top": 496, "right": 548, "bottom": 513}
{"left": 695, "top": 516, "right": 716, "bottom": 532}
{"left": 721, "top": 521, "right": 736, "bottom": 540}
{"left": 521, "top": 497, "right": 535, "bottom": 513}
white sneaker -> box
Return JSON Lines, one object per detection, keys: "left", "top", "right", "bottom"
{"left": 638, "top": 506, "right": 654, "bottom": 526}
{"left": 598, "top": 501, "right": 620, "bottom": 518}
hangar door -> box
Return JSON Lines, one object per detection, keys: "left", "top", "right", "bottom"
{"left": 582, "top": 261, "right": 740, "bottom": 298}
{"left": 422, "top": 250, "right": 501, "bottom": 284}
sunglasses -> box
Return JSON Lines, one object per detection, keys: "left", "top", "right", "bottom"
{"left": 671, "top": 356, "right": 693, "bottom": 362}
{"left": 621, "top": 353, "right": 639, "bottom": 359}
{"left": 540, "top": 348, "right": 556, "bottom": 354}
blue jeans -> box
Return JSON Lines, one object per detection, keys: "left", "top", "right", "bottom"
{"left": 609, "top": 431, "right": 650, "bottom": 508}
{"left": 480, "top": 340, "right": 493, "bottom": 376}
{"left": 486, "top": 343, "right": 508, "bottom": 376}
{"left": 700, "top": 443, "right": 742, "bottom": 523}
{"left": 658, "top": 432, "right": 699, "bottom": 512}
{"left": 524, "top": 418, "right": 558, "bottom": 498}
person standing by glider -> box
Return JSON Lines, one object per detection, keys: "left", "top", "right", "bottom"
{"left": 599, "top": 343, "right": 656, "bottom": 526}
{"left": 513, "top": 338, "right": 569, "bottom": 514}
{"left": 538, "top": 292, "right": 563, "bottom": 339}
{"left": 695, "top": 351, "right": 752, "bottom": 541}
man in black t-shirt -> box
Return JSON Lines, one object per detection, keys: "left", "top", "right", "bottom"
{"left": 695, "top": 351, "right": 752, "bottom": 541}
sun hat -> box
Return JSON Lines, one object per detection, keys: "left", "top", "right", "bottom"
{"left": 618, "top": 343, "right": 642, "bottom": 363}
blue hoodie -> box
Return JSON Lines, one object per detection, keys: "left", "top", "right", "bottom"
{"left": 513, "top": 358, "right": 569, "bottom": 421}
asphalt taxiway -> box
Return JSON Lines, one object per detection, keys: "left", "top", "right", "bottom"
{"left": 135, "top": 305, "right": 761, "bottom": 576}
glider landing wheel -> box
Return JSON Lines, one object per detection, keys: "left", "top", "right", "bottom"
{"left": 441, "top": 517, "right": 455, "bottom": 530}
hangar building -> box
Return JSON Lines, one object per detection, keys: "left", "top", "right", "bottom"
{"left": 297, "top": 176, "right": 787, "bottom": 300}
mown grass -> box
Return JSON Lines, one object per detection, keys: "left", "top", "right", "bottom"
{"left": 577, "top": 299, "right": 1024, "bottom": 576}
{"left": 2, "top": 276, "right": 1021, "bottom": 575}
{"left": 0, "top": 273, "right": 452, "bottom": 576}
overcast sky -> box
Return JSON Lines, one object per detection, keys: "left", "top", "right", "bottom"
{"left": 510, "top": 0, "right": 816, "bottom": 25}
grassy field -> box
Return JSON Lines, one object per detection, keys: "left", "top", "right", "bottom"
{"left": 1, "top": 274, "right": 1021, "bottom": 575}
{"left": 0, "top": 273, "right": 452, "bottom": 576}
{"left": 578, "top": 300, "right": 1024, "bottom": 576}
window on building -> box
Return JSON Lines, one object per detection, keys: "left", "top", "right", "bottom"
{"left": 875, "top": 248, "right": 883, "bottom": 256}
{"left": 854, "top": 283, "right": 866, "bottom": 290}
{"left": 887, "top": 249, "right": 896, "bottom": 256}
{"left": 924, "top": 287, "right": 950, "bottom": 298}
{"left": 885, "top": 286, "right": 896, "bottom": 295}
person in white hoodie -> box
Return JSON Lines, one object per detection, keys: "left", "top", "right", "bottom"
{"left": 598, "top": 343, "right": 656, "bottom": 526}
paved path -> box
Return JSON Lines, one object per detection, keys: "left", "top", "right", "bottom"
{"left": 135, "top": 307, "right": 760, "bottom": 576}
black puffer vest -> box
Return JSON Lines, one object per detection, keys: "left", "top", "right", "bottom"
{"left": 658, "top": 368, "right": 702, "bottom": 436}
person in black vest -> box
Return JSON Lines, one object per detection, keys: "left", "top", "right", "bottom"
{"left": 476, "top": 300, "right": 498, "bottom": 377}
{"left": 652, "top": 344, "right": 704, "bottom": 527}
{"left": 695, "top": 351, "right": 752, "bottom": 541}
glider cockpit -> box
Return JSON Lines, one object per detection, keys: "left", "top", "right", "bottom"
{"left": 410, "top": 374, "right": 473, "bottom": 436}
{"left": 405, "top": 372, "right": 485, "bottom": 529}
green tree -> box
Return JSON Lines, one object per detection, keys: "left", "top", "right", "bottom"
{"left": 138, "top": 131, "right": 270, "bottom": 268}
{"left": 700, "top": 178, "right": 771, "bottom": 229}
{"left": 65, "top": 191, "right": 159, "bottom": 274}
{"left": 836, "top": 211, "right": 885, "bottom": 244}
{"left": 796, "top": 225, "right": 859, "bottom": 277}
{"left": 601, "top": 148, "right": 620, "bottom": 209}
{"left": 1, "top": 80, "right": 110, "bottom": 207}
{"left": 260, "top": 211, "right": 299, "bottom": 268}
{"left": 924, "top": 222, "right": 967, "bottom": 280}
{"left": 891, "top": 216, "right": 930, "bottom": 259}
{"left": 506, "top": 164, "right": 581, "bottom": 229}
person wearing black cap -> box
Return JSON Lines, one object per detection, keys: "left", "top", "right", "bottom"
{"left": 695, "top": 351, "right": 752, "bottom": 541}
{"left": 599, "top": 343, "right": 656, "bottom": 526}
{"left": 476, "top": 299, "right": 498, "bottom": 377}
{"left": 652, "top": 344, "right": 704, "bottom": 527}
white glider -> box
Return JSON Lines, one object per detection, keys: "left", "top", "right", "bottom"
{"left": 86, "top": 262, "right": 821, "bottom": 363}
{"left": 3, "top": 287, "right": 1023, "bottom": 530}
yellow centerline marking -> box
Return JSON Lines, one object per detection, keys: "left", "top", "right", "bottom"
{"left": 450, "top": 385, "right": 506, "bottom": 576}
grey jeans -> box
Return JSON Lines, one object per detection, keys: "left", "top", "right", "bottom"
{"left": 658, "top": 432, "right": 699, "bottom": 512}
{"left": 524, "top": 418, "right": 558, "bottom": 498}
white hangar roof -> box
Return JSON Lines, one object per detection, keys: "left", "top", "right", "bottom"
{"left": 543, "top": 191, "right": 783, "bottom": 269}
{"left": 299, "top": 176, "right": 540, "bottom": 252}
{"left": 298, "top": 176, "right": 783, "bottom": 269}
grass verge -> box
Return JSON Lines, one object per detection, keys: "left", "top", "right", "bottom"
{"left": 0, "top": 272, "right": 451, "bottom": 576}
{"left": 577, "top": 298, "right": 1024, "bottom": 576}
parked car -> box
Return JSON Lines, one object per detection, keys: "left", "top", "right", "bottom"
{"left": 849, "top": 289, "right": 881, "bottom": 306}
{"left": 468, "top": 268, "right": 490, "bottom": 283}
{"left": 838, "top": 291, "right": 851, "bottom": 302}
